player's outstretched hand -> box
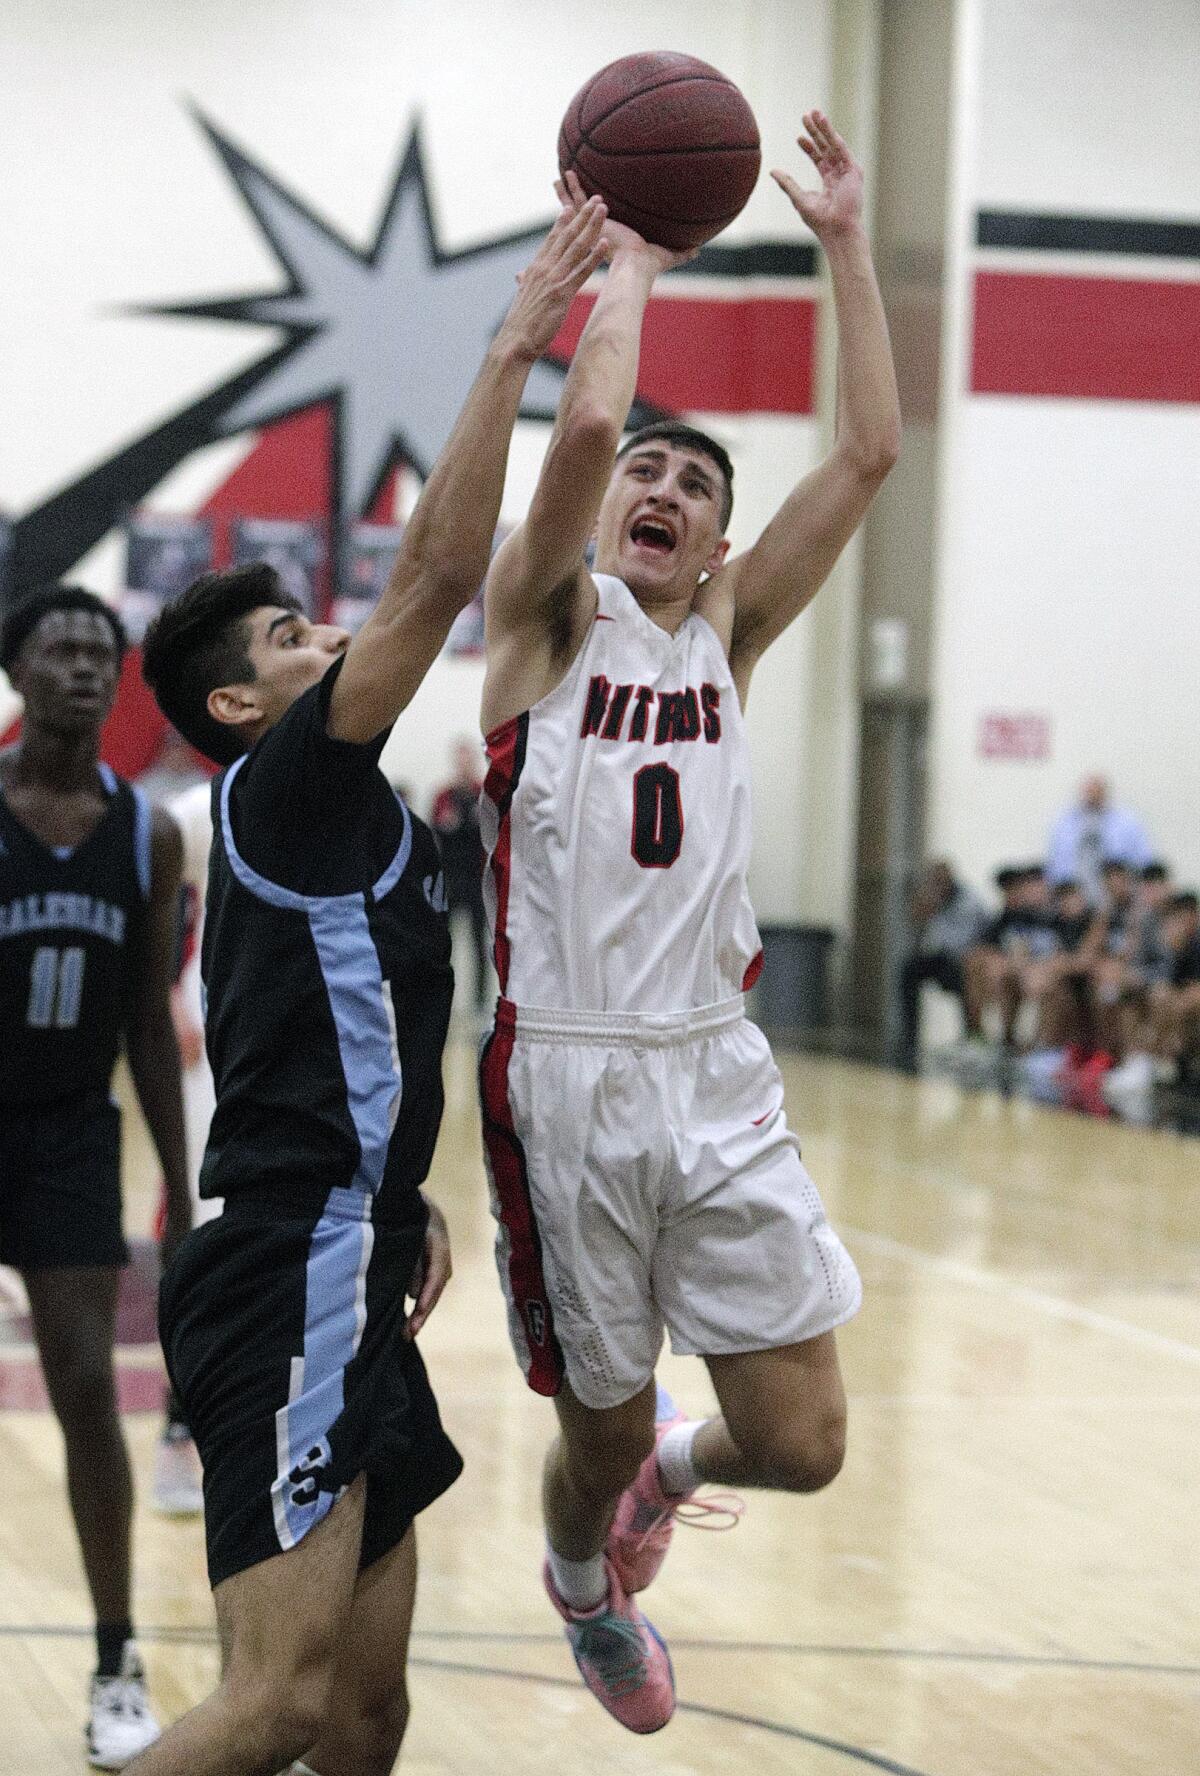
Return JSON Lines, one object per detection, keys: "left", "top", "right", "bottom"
{"left": 495, "top": 190, "right": 610, "bottom": 364}
{"left": 406, "top": 1198, "right": 453, "bottom": 1337}
{"left": 771, "top": 110, "right": 864, "bottom": 242}
{"left": 555, "top": 167, "right": 699, "bottom": 278}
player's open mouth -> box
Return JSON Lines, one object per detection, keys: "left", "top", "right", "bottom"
{"left": 629, "top": 517, "right": 678, "bottom": 556}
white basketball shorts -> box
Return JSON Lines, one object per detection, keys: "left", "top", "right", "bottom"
{"left": 479, "top": 995, "right": 862, "bottom": 1410}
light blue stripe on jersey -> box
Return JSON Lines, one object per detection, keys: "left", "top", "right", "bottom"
{"left": 217, "top": 757, "right": 410, "bottom": 1547}
{"left": 270, "top": 1187, "right": 375, "bottom": 1552}
{"left": 217, "top": 757, "right": 409, "bottom": 1196}
{"left": 219, "top": 757, "right": 412, "bottom": 916}
{"left": 130, "top": 783, "right": 152, "bottom": 899}
{"left": 309, "top": 900, "right": 402, "bottom": 1195}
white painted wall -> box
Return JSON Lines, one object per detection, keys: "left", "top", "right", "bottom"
{"left": 928, "top": 0, "right": 1200, "bottom": 893}
{"left": 0, "top": 0, "right": 855, "bottom": 925}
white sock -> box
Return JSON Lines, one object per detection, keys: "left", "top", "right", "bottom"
{"left": 291, "top": 1765, "right": 321, "bottom": 1775}
{"left": 546, "top": 1546, "right": 607, "bottom": 1613}
{"left": 657, "top": 1420, "right": 703, "bottom": 1496}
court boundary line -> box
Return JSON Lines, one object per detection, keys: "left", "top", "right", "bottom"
{"left": 2, "top": 1620, "right": 1197, "bottom": 1678}
{"left": 847, "top": 1227, "right": 1200, "bottom": 1368}
{"left": 412, "top": 1658, "right": 936, "bottom": 1774}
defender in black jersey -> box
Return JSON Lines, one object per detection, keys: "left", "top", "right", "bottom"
{"left": 129, "top": 196, "right": 610, "bottom": 1776}
{"left": 0, "top": 584, "right": 190, "bottom": 1768}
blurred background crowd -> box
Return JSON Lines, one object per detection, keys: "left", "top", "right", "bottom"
{"left": 898, "top": 773, "right": 1200, "bottom": 1120}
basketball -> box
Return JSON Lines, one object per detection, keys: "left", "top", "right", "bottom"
{"left": 557, "top": 51, "right": 761, "bottom": 251}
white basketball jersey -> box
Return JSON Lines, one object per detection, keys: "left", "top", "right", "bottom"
{"left": 481, "top": 573, "right": 762, "bottom": 1015}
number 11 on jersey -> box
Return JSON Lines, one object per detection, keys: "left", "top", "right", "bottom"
{"left": 26, "top": 945, "right": 87, "bottom": 1029}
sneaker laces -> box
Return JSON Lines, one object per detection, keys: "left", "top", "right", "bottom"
{"left": 629, "top": 1487, "right": 745, "bottom": 1558}
{"left": 572, "top": 1611, "right": 650, "bottom": 1698}
{"left": 93, "top": 1667, "right": 150, "bottom": 1724}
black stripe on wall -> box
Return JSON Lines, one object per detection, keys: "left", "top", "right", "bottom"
{"left": 977, "top": 211, "right": 1200, "bottom": 260}
{"left": 679, "top": 240, "right": 819, "bottom": 279}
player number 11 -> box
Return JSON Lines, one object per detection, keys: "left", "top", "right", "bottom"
{"left": 26, "top": 944, "right": 87, "bottom": 1030}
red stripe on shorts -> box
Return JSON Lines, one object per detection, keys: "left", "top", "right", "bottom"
{"left": 483, "top": 713, "right": 528, "bottom": 995}
{"left": 479, "top": 1005, "right": 564, "bottom": 1397}
{"left": 742, "top": 948, "right": 764, "bottom": 992}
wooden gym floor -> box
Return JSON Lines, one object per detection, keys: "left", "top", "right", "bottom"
{"left": 2, "top": 1036, "right": 1197, "bottom": 1775}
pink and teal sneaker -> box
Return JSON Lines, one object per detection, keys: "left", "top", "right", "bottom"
{"left": 607, "top": 1386, "right": 744, "bottom": 1594}
{"left": 543, "top": 1556, "right": 675, "bottom": 1733}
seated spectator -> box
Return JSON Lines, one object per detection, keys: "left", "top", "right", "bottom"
{"left": 1087, "top": 860, "right": 1149, "bottom": 1055}
{"left": 963, "top": 865, "right": 1057, "bottom": 1047}
{"left": 1046, "top": 774, "right": 1153, "bottom": 902}
{"left": 1130, "top": 862, "right": 1174, "bottom": 988}
{"left": 1150, "top": 893, "right": 1200, "bottom": 1078}
{"left": 895, "top": 859, "right": 988, "bottom": 1061}
{"left": 1020, "top": 880, "right": 1102, "bottom": 1050}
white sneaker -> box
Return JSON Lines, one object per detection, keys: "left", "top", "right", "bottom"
{"left": 87, "top": 1642, "right": 161, "bottom": 1769}
{"left": 152, "top": 1426, "right": 204, "bottom": 1517}
{"left": 1101, "top": 1052, "right": 1155, "bottom": 1103}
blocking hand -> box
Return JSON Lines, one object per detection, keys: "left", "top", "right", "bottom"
{"left": 771, "top": 110, "right": 865, "bottom": 242}
{"left": 496, "top": 190, "right": 610, "bottom": 363}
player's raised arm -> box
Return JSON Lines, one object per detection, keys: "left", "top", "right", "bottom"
{"left": 482, "top": 179, "right": 693, "bottom": 728}
{"left": 713, "top": 113, "right": 900, "bottom": 696}
{"left": 325, "top": 195, "right": 609, "bottom": 744}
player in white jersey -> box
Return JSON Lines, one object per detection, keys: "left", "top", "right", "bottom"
{"left": 479, "top": 113, "right": 900, "bottom": 1733}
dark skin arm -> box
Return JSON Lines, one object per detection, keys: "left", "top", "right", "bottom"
{"left": 124, "top": 806, "right": 191, "bottom": 1268}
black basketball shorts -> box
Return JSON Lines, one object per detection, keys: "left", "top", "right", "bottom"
{"left": 0, "top": 1091, "right": 128, "bottom": 1270}
{"left": 159, "top": 1182, "right": 463, "bottom": 1589}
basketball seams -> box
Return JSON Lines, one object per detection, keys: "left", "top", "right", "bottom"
{"left": 573, "top": 141, "right": 761, "bottom": 159}
{"left": 576, "top": 70, "right": 735, "bottom": 143}
{"left": 558, "top": 53, "right": 761, "bottom": 250}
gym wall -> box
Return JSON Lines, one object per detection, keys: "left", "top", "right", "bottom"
{"left": 928, "top": 0, "right": 1200, "bottom": 888}
{"left": 2, "top": 0, "right": 1195, "bottom": 934}
{"left": 0, "top": 0, "right": 836, "bottom": 925}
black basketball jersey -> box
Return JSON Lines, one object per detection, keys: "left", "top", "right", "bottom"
{"left": 199, "top": 658, "right": 453, "bottom": 1221}
{"left": 0, "top": 763, "right": 151, "bottom": 1107}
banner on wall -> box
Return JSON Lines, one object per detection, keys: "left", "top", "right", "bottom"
{"left": 233, "top": 518, "right": 324, "bottom": 618}
{"left": 122, "top": 513, "right": 214, "bottom": 642}
{"left": 332, "top": 522, "right": 406, "bottom": 636}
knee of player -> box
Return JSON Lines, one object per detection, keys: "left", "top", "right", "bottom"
{"left": 755, "top": 1411, "right": 847, "bottom": 1494}
{"left": 227, "top": 1657, "right": 335, "bottom": 1762}
{"left": 329, "top": 1688, "right": 410, "bottom": 1776}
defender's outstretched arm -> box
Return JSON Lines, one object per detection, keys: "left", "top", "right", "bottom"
{"left": 326, "top": 196, "right": 609, "bottom": 744}
{"left": 718, "top": 113, "right": 900, "bottom": 692}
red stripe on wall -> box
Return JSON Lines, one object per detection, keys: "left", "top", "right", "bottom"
{"left": 972, "top": 270, "right": 1200, "bottom": 403}
{"left": 550, "top": 292, "right": 818, "bottom": 415}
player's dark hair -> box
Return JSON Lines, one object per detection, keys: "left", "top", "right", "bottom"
{"left": 1053, "top": 879, "right": 1080, "bottom": 898}
{"left": 1141, "top": 861, "right": 1170, "bottom": 883}
{"left": 1101, "top": 857, "right": 1133, "bottom": 877}
{"left": 142, "top": 563, "right": 302, "bottom": 766}
{"left": 1164, "top": 891, "right": 1198, "bottom": 917}
{"left": 0, "top": 584, "right": 127, "bottom": 676}
{"left": 994, "top": 866, "right": 1023, "bottom": 891}
{"left": 616, "top": 423, "right": 735, "bottom": 531}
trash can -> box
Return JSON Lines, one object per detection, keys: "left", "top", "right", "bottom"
{"left": 749, "top": 924, "right": 836, "bottom": 1034}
